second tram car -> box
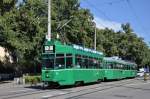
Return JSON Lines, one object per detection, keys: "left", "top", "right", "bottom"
{"left": 103, "top": 57, "right": 137, "bottom": 80}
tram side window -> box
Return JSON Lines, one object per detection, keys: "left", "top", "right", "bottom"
{"left": 126, "top": 65, "right": 130, "bottom": 70}
{"left": 107, "top": 63, "right": 113, "bottom": 69}
{"left": 133, "top": 66, "right": 135, "bottom": 70}
{"left": 117, "top": 64, "right": 123, "bottom": 69}
{"left": 113, "top": 63, "right": 117, "bottom": 69}
{"left": 75, "top": 55, "right": 82, "bottom": 68}
{"left": 115, "top": 63, "right": 119, "bottom": 69}
{"left": 115, "top": 64, "right": 122, "bottom": 69}
{"left": 133, "top": 65, "right": 136, "bottom": 70}
{"left": 83, "top": 56, "right": 89, "bottom": 68}
{"left": 100, "top": 62, "right": 103, "bottom": 69}
{"left": 80, "top": 56, "right": 86, "bottom": 68}
{"left": 88, "top": 57, "right": 97, "bottom": 69}
{"left": 125, "top": 65, "right": 127, "bottom": 70}
{"left": 66, "top": 54, "right": 73, "bottom": 68}
{"left": 93, "top": 58, "right": 100, "bottom": 69}
{"left": 122, "top": 65, "right": 125, "bottom": 69}
{"left": 132, "top": 65, "right": 136, "bottom": 70}
{"left": 55, "top": 54, "right": 65, "bottom": 69}
{"left": 103, "top": 62, "right": 107, "bottom": 69}
{"left": 88, "top": 58, "right": 92, "bottom": 68}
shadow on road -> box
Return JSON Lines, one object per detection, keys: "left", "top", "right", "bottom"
{"left": 24, "top": 81, "right": 100, "bottom": 90}
{"left": 0, "top": 81, "right": 11, "bottom": 84}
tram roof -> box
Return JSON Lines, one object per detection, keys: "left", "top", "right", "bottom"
{"left": 44, "top": 40, "right": 104, "bottom": 58}
{"left": 104, "top": 57, "right": 137, "bottom": 66}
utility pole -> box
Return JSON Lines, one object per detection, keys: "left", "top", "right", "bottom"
{"left": 94, "top": 25, "right": 96, "bottom": 50}
{"left": 47, "top": 0, "right": 51, "bottom": 41}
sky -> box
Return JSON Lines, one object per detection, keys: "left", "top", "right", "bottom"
{"left": 80, "top": 0, "right": 150, "bottom": 44}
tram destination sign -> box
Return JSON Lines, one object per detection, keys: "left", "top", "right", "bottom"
{"left": 73, "top": 44, "right": 103, "bottom": 55}
{"left": 44, "top": 45, "right": 54, "bottom": 53}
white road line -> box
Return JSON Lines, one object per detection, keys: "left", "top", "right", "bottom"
{"left": 58, "top": 92, "right": 67, "bottom": 95}
{"left": 42, "top": 95, "right": 53, "bottom": 99}
{"left": 41, "top": 92, "right": 67, "bottom": 99}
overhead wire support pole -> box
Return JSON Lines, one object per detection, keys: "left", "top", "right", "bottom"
{"left": 94, "top": 25, "right": 96, "bottom": 50}
{"left": 47, "top": 0, "right": 51, "bottom": 41}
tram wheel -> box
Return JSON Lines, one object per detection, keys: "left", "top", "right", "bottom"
{"left": 75, "top": 81, "right": 84, "bottom": 87}
{"left": 97, "top": 79, "right": 101, "bottom": 83}
{"left": 48, "top": 82, "right": 60, "bottom": 89}
{"left": 42, "top": 82, "right": 47, "bottom": 90}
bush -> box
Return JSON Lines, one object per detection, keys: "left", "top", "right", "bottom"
{"left": 23, "top": 75, "right": 41, "bottom": 85}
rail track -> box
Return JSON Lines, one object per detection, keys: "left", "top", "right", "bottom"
{"left": 47, "top": 79, "right": 136, "bottom": 99}
{"left": 0, "top": 79, "right": 137, "bottom": 99}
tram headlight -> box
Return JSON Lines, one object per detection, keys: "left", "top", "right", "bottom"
{"left": 46, "top": 74, "right": 49, "bottom": 77}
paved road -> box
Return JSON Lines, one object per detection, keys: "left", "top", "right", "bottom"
{"left": 0, "top": 78, "right": 150, "bottom": 99}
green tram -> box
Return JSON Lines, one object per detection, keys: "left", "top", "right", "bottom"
{"left": 41, "top": 40, "right": 104, "bottom": 86}
{"left": 41, "top": 40, "right": 137, "bottom": 86}
{"left": 103, "top": 57, "right": 137, "bottom": 80}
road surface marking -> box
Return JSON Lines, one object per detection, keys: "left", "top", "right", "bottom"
{"left": 42, "top": 95, "right": 53, "bottom": 99}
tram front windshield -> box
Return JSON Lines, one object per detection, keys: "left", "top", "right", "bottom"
{"left": 42, "top": 58, "right": 54, "bottom": 69}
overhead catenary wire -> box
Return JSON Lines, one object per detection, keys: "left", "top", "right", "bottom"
{"left": 125, "top": 0, "right": 150, "bottom": 37}
{"left": 100, "top": 0, "right": 126, "bottom": 5}
{"left": 84, "top": 0, "right": 118, "bottom": 30}
{"left": 84, "top": 0, "right": 150, "bottom": 40}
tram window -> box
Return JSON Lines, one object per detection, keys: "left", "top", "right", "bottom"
{"left": 75, "top": 55, "right": 82, "bottom": 68}
{"left": 113, "top": 63, "right": 117, "bottom": 69}
{"left": 126, "top": 65, "right": 128, "bottom": 70}
{"left": 127, "top": 66, "right": 129, "bottom": 70}
{"left": 122, "top": 65, "right": 125, "bottom": 69}
{"left": 128, "top": 66, "right": 130, "bottom": 70}
{"left": 93, "top": 58, "right": 100, "bottom": 69}
{"left": 66, "top": 54, "right": 73, "bottom": 68}
{"left": 125, "top": 65, "right": 127, "bottom": 70}
{"left": 42, "top": 58, "right": 54, "bottom": 69}
{"left": 116, "top": 64, "right": 121, "bottom": 69}
{"left": 80, "top": 58, "right": 86, "bottom": 68}
{"left": 111, "top": 64, "right": 114, "bottom": 69}
{"left": 106, "top": 63, "right": 109, "bottom": 69}
{"left": 55, "top": 54, "right": 65, "bottom": 69}
{"left": 99, "top": 62, "right": 103, "bottom": 69}
{"left": 88, "top": 57, "right": 98, "bottom": 69}
{"left": 125, "top": 65, "right": 128, "bottom": 70}
{"left": 104, "top": 63, "right": 107, "bottom": 69}
{"left": 133, "top": 66, "right": 136, "bottom": 70}
{"left": 103, "top": 62, "right": 107, "bottom": 69}
{"left": 88, "top": 57, "right": 94, "bottom": 69}
{"left": 132, "top": 66, "right": 135, "bottom": 70}
{"left": 107, "top": 63, "right": 113, "bottom": 69}
{"left": 84, "top": 56, "right": 89, "bottom": 68}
